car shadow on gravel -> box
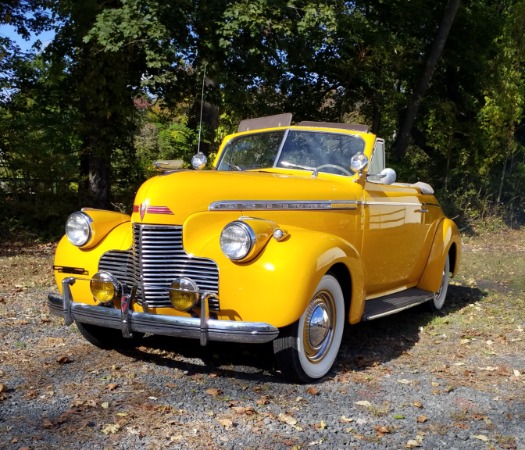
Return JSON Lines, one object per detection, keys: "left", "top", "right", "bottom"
{"left": 336, "top": 284, "right": 486, "bottom": 374}
{"left": 115, "top": 284, "right": 485, "bottom": 383}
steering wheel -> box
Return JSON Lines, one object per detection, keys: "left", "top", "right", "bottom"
{"left": 316, "top": 164, "right": 352, "bottom": 176}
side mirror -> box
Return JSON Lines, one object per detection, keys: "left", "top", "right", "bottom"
{"left": 379, "top": 168, "right": 397, "bottom": 185}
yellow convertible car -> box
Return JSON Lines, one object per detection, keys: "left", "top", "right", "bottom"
{"left": 48, "top": 113, "right": 461, "bottom": 382}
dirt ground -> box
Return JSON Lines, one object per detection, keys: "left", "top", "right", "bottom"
{"left": 0, "top": 230, "right": 524, "bottom": 449}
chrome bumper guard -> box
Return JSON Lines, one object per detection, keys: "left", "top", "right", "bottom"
{"left": 47, "top": 277, "right": 279, "bottom": 345}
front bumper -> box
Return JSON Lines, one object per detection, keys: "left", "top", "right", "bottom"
{"left": 47, "top": 278, "right": 279, "bottom": 345}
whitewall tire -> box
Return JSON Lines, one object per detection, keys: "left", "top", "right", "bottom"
{"left": 273, "top": 274, "right": 345, "bottom": 383}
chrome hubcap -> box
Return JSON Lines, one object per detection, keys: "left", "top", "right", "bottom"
{"left": 303, "top": 291, "right": 335, "bottom": 363}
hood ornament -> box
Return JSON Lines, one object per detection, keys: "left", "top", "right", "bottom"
{"left": 140, "top": 201, "right": 148, "bottom": 221}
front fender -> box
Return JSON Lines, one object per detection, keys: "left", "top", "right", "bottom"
{"left": 418, "top": 218, "right": 462, "bottom": 292}
{"left": 53, "top": 221, "right": 133, "bottom": 302}
{"left": 183, "top": 212, "right": 365, "bottom": 328}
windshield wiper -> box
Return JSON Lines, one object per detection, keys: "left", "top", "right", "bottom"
{"left": 280, "top": 161, "right": 318, "bottom": 177}
{"left": 224, "top": 162, "right": 242, "bottom": 171}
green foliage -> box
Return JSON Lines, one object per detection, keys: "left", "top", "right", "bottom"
{"left": 1, "top": 0, "right": 525, "bottom": 238}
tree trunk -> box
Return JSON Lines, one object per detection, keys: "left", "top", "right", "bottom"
{"left": 392, "top": 0, "right": 461, "bottom": 160}
{"left": 80, "top": 151, "right": 110, "bottom": 209}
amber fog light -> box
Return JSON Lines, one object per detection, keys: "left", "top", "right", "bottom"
{"left": 90, "top": 272, "right": 120, "bottom": 303}
{"left": 169, "top": 277, "right": 199, "bottom": 311}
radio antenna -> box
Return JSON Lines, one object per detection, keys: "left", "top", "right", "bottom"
{"left": 197, "top": 63, "right": 207, "bottom": 155}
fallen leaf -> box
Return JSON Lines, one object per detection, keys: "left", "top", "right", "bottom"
{"left": 217, "top": 418, "right": 233, "bottom": 429}
{"left": 106, "top": 383, "right": 118, "bottom": 391}
{"left": 0, "top": 384, "right": 7, "bottom": 393}
{"left": 393, "top": 414, "right": 405, "bottom": 419}
{"left": 278, "top": 413, "right": 298, "bottom": 426}
{"left": 405, "top": 439, "right": 421, "bottom": 448}
{"left": 101, "top": 423, "right": 121, "bottom": 435}
{"left": 231, "top": 406, "right": 256, "bottom": 415}
{"left": 472, "top": 434, "right": 489, "bottom": 442}
{"left": 42, "top": 418, "right": 53, "bottom": 429}
{"left": 339, "top": 416, "right": 354, "bottom": 423}
{"left": 398, "top": 379, "right": 413, "bottom": 384}
{"left": 373, "top": 425, "right": 390, "bottom": 434}
{"left": 306, "top": 386, "right": 319, "bottom": 396}
{"left": 206, "top": 388, "right": 222, "bottom": 397}
{"left": 412, "top": 401, "right": 423, "bottom": 409}
{"left": 101, "top": 402, "right": 109, "bottom": 409}
{"left": 355, "top": 400, "right": 372, "bottom": 407}
{"left": 513, "top": 370, "right": 521, "bottom": 377}
{"left": 56, "top": 356, "right": 72, "bottom": 365}
{"left": 315, "top": 420, "right": 327, "bottom": 430}
{"left": 417, "top": 415, "right": 428, "bottom": 423}
{"left": 256, "top": 395, "right": 270, "bottom": 405}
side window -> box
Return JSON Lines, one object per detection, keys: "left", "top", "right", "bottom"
{"left": 368, "top": 139, "right": 385, "bottom": 182}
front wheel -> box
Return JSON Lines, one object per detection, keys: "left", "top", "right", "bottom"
{"left": 76, "top": 321, "right": 143, "bottom": 349}
{"left": 430, "top": 254, "right": 450, "bottom": 312}
{"left": 273, "top": 274, "right": 345, "bottom": 383}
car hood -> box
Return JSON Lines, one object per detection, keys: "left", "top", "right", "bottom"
{"left": 132, "top": 169, "right": 361, "bottom": 224}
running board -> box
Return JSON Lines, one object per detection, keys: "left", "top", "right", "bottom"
{"left": 362, "top": 288, "right": 434, "bottom": 321}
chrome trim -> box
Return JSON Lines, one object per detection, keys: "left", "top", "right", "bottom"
{"left": 209, "top": 199, "right": 440, "bottom": 211}
{"left": 365, "top": 201, "right": 424, "bottom": 207}
{"left": 47, "top": 293, "right": 279, "bottom": 345}
{"left": 120, "top": 287, "right": 134, "bottom": 338}
{"left": 364, "top": 296, "right": 433, "bottom": 320}
{"left": 200, "top": 294, "right": 210, "bottom": 346}
{"left": 220, "top": 220, "right": 256, "bottom": 260}
{"left": 209, "top": 200, "right": 359, "bottom": 211}
{"left": 62, "top": 277, "right": 75, "bottom": 326}
{"left": 66, "top": 211, "right": 92, "bottom": 247}
{"left": 98, "top": 224, "right": 220, "bottom": 310}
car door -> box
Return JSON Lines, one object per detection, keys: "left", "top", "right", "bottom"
{"left": 360, "top": 181, "right": 433, "bottom": 295}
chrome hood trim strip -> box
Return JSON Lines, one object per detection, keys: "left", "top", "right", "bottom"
{"left": 209, "top": 200, "right": 359, "bottom": 211}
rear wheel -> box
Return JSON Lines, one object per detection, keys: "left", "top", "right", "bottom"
{"left": 273, "top": 274, "right": 345, "bottom": 383}
{"left": 430, "top": 254, "right": 450, "bottom": 312}
{"left": 76, "top": 321, "right": 143, "bottom": 349}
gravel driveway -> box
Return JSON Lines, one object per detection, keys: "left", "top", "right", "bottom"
{"left": 1, "top": 237, "right": 524, "bottom": 449}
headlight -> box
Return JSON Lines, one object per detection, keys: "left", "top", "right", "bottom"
{"left": 220, "top": 221, "right": 255, "bottom": 261}
{"left": 169, "top": 277, "right": 199, "bottom": 311}
{"left": 65, "top": 212, "right": 92, "bottom": 246}
{"left": 90, "top": 272, "right": 120, "bottom": 303}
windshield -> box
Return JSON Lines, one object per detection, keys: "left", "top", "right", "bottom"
{"left": 216, "top": 129, "right": 365, "bottom": 176}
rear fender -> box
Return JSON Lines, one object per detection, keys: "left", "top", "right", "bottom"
{"left": 418, "top": 218, "right": 461, "bottom": 292}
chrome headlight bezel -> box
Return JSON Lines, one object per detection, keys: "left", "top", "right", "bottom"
{"left": 220, "top": 221, "right": 256, "bottom": 261}
{"left": 65, "top": 211, "right": 92, "bottom": 247}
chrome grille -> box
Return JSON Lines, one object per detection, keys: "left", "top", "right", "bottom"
{"left": 99, "top": 224, "right": 219, "bottom": 310}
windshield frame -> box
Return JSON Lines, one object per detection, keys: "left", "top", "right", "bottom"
{"left": 215, "top": 128, "right": 366, "bottom": 176}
